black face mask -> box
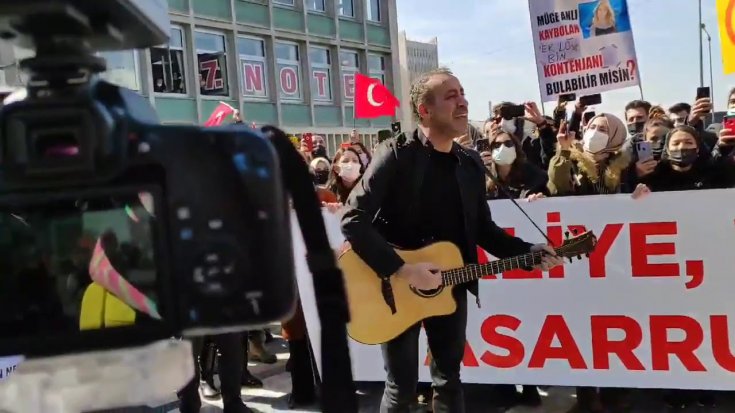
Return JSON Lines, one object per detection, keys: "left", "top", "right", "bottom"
{"left": 627, "top": 121, "right": 645, "bottom": 136}
{"left": 650, "top": 138, "right": 665, "bottom": 160}
{"left": 668, "top": 148, "right": 698, "bottom": 167}
{"left": 313, "top": 146, "right": 327, "bottom": 159}
{"left": 314, "top": 170, "right": 329, "bottom": 185}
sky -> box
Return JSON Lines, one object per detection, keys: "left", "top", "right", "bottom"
{"left": 396, "top": 0, "right": 735, "bottom": 121}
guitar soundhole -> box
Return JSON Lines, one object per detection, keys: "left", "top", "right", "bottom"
{"left": 410, "top": 285, "right": 444, "bottom": 298}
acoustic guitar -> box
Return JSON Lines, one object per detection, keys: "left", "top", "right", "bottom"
{"left": 338, "top": 231, "right": 597, "bottom": 345}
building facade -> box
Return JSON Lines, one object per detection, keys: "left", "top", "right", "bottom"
{"left": 0, "top": 0, "right": 401, "bottom": 156}
{"left": 397, "top": 31, "right": 438, "bottom": 132}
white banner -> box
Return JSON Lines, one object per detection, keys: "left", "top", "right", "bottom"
{"left": 293, "top": 190, "right": 735, "bottom": 389}
{"left": 529, "top": 0, "right": 640, "bottom": 102}
{"left": 0, "top": 356, "right": 23, "bottom": 382}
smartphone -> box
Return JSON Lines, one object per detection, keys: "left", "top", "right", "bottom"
{"left": 696, "top": 86, "right": 711, "bottom": 100}
{"left": 635, "top": 140, "right": 653, "bottom": 162}
{"left": 723, "top": 115, "right": 735, "bottom": 132}
{"left": 583, "top": 111, "right": 596, "bottom": 124}
{"left": 579, "top": 94, "right": 602, "bottom": 106}
{"left": 500, "top": 105, "right": 525, "bottom": 120}
{"left": 559, "top": 93, "right": 576, "bottom": 103}
{"left": 476, "top": 139, "right": 492, "bottom": 153}
{"left": 302, "top": 133, "right": 314, "bottom": 152}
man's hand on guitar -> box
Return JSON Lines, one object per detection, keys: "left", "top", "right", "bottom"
{"left": 530, "top": 244, "right": 564, "bottom": 271}
{"left": 396, "top": 263, "right": 443, "bottom": 290}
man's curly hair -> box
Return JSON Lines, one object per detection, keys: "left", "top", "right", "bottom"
{"left": 410, "top": 67, "right": 454, "bottom": 122}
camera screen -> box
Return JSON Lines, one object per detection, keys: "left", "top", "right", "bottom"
{"left": 0, "top": 191, "right": 162, "bottom": 338}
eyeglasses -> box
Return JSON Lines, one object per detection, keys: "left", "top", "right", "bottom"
{"left": 490, "top": 141, "right": 514, "bottom": 150}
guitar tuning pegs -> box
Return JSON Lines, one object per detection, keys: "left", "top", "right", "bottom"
{"left": 567, "top": 257, "right": 573, "bottom": 263}
{"left": 577, "top": 255, "right": 582, "bottom": 260}
{"left": 564, "top": 231, "right": 570, "bottom": 239}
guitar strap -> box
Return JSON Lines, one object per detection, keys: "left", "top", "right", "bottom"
{"left": 482, "top": 162, "right": 553, "bottom": 244}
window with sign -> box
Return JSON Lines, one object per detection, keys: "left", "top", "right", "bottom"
{"left": 368, "top": 54, "right": 386, "bottom": 84}
{"left": 99, "top": 50, "right": 140, "bottom": 91}
{"left": 275, "top": 42, "right": 302, "bottom": 101}
{"left": 307, "top": 0, "right": 325, "bottom": 12}
{"left": 238, "top": 36, "right": 268, "bottom": 99}
{"left": 195, "top": 31, "right": 229, "bottom": 97}
{"left": 150, "top": 27, "right": 187, "bottom": 95}
{"left": 309, "top": 47, "right": 332, "bottom": 103}
{"left": 339, "top": 0, "right": 354, "bottom": 17}
{"left": 340, "top": 50, "right": 359, "bottom": 102}
{"left": 367, "top": 0, "right": 380, "bottom": 22}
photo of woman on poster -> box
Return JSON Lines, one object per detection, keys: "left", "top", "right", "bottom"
{"left": 590, "top": 0, "right": 617, "bottom": 36}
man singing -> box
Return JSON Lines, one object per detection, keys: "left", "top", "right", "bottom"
{"left": 341, "top": 68, "right": 563, "bottom": 413}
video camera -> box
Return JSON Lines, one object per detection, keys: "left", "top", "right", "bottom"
{"left": 0, "top": 0, "right": 296, "bottom": 359}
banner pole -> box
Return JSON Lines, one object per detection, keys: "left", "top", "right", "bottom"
{"left": 528, "top": 0, "right": 548, "bottom": 113}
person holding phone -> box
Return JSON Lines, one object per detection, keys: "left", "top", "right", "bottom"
{"left": 548, "top": 113, "right": 631, "bottom": 197}
{"left": 479, "top": 129, "right": 549, "bottom": 203}
{"left": 632, "top": 125, "right": 735, "bottom": 197}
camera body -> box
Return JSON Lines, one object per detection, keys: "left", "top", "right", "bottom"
{"left": 0, "top": 0, "right": 296, "bottom": 359}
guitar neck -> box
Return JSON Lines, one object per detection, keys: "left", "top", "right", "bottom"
{"left": 441, "top": 249, "right": 551, "bottom": 286}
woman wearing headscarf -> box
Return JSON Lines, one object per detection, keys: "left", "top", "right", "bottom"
{"left": 549, "top": 113, "right": 632, "bottom": 412}
{"left": 548, "top": 113, "right": 631, "bottom": 196}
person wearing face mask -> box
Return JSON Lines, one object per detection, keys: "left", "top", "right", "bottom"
{"left": 621, "top": 116, "right": 674, "bottom": 192}
{"left": 479, "top": 130, "right": 548, "bottom": 203}
{"left": 632, "top": 125, "right": 735, "bottom": 194}
{"left": 324, "top": 147, "right": 365, "bottom": 213}
{"left": 490, "top": 102, "right": 557, "bottom": 169}
{"left": 309, "top": 157, "right": 337, "bottom": 204}
{"left": 549, "top": 113, "right": 631, "bottom": 197}
{"left": 350, "top": 141, "right": 373, "bottom": 167}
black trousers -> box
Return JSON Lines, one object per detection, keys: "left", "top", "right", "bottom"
{"left": 380, "top": 288, "right": 467, "bottom": 413}
{"left": 178, "top": 333, "right": 244, "bottom": 413}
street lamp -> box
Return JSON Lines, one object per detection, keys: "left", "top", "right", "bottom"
{"left": 701, "top": 23, "right": 714, "bottom": 119}
{"left": 699, "top": 0, "right": 704, "bottom": 87}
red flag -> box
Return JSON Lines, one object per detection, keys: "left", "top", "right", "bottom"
{"left": 204, "top": 102, "right": 235, "bottom": 127}
{"left": 354, "top": 73, "right": 399, "bottom": 119}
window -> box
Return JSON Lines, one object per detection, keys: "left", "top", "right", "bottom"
{"left": 367, "top": 0, "right": 380, "bottom": 21}
{"left": 368, "top": 54, "right": 385, "bottom": 84}
{"left": 195, "top": 30, "right": 229, "bottom": 97}
{"left": 340, "top": 50, "right": 359, "bottom": 102}
{"left": 274, "top": 0, "right": 295, "bottom": 5}
{"left": 150, "top": 27, "right": 187, "bottom": 94}
{"left": 238, "top": 37, "right": 268, "bottom": 99}
{"left": 275, "top": 42, "right": 302, "bottom": 101}
{"left": 339, "top": 0, "right": 354, "bottom": 17}
{"left": 99, "top": 50, "right": 140, "bottom": 91}
{"left": 307, "top": 0, "right": 325, "bottom": 12}
{"left": 309, "top": 47, "right": 332, "bottom": 102}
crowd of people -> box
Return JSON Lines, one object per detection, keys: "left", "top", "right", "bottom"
{"left": 194, "top": 79, "right": 735, "bottom": 413}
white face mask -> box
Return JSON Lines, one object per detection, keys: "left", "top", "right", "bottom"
{"left": 500, "top": 118, "right": 517, "bottom": 135}
{"left": 492, "top": 145, "right": 517, "bottom": 166}
{"left": 338, "top": 162, "right": 361, "bottom": 182}
{"left": 582, "top": 128, "right": 609, "bottom": 154}
{"left": 359, "top": 153, "right": 369, "bottom": 166}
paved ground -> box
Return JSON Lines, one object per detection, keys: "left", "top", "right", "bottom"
{"left": 88, "top": 330, "right": 735, "bottom": 413}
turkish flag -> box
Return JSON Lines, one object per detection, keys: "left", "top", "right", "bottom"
{"left": 354, "top": 73, "right": 399, "bottom": 119}
{"left": 204, "top": 102, "right": 235, "bottom": 127}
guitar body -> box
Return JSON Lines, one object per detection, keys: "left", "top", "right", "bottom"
{"left": 338, "top": 242, "right": 465, "bottom": 345}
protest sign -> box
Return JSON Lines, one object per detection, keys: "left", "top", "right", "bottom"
{"left": 293, "top": 190, "right": 735, "bottom": 389}
{"left": 528, "top": 0, "right": 640, "bottom": 102}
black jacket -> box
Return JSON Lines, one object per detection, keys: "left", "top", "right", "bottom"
{"left": 486, "top": 161, "right": 550, "bottom": 200}
{"left": 341, "top": 128, "right": 533, "bottom": 298}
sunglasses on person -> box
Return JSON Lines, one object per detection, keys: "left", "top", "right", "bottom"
{"left": 490, "top": 140, "right": 515, "bottom": 150}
